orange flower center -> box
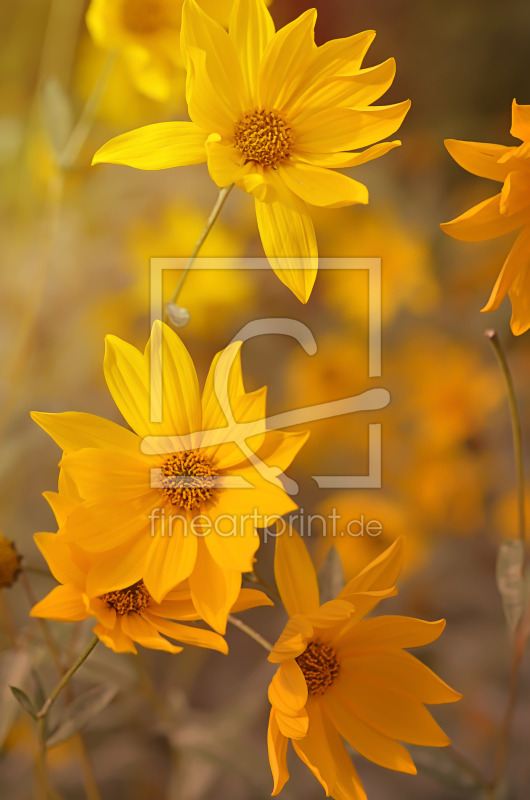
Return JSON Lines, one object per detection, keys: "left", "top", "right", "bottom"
{"left": 234, "top": 108, "right": 294, "bottom": 168}
{"left": 122, "top": 0, "right": 168, "bottom": 34}
{"left": 160, "top": 450, "right": 218, "bottom": 510}
{"left": 296, "top": 641, "right": 340, "bottom": 696}
{"left": 101, "top": 580, "right": 151, "bottom": 615}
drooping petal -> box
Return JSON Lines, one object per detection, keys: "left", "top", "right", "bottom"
{"left": 482, "top": 226, "right": 530, "bottom": 312}
{"left": 268, "top": 709, "right": 290, "bottom": 795}
{"left": 292, "top": 700, "right": 367, "bottom": 800}
{"left": 229, "top": 0, "right": 275, "bottom": 100}
{"left": 323, "top": 690, "right": 417, "bottom": 774}
{"left": 295, "top": 101, "right": 411, "bottom": 154}
{"left": 445, "top": 139, "right": 514, "bottom": 182}
{"left": 145, "top": 615, "right": 228, "bottom": 653}
{"left": 30, "top": 411, "right": 139, "bottom": 455}
{"left": 268, "top": 660, "right": 309, "bottom": 737}
{"left": 441, "top": 193, "right": 527, "bottom": 242}
{"left": 93, "top": 622, "right": 138, "bottom": 654}
{"left": 189, "top": 539, "right": 240, "bottom": 633}
{"left": 510, "top": 99, "right": 530, "bottom": 142}
{"left": 508, "top": 255, "right": 530, "bottom": 335}
{"left": 255, "top": 190, "right": 318, "bottom": 303}
{"left": 92, "top": 123, "right": 208, "bottom": 169}
{"left": 31, "top": 584, "right": 88, "bottom": 622}
{"left": 143, "top": 520, "right": 198, "bottom": 603}
{"left": 120, "top": 613, "right": 182, "bottom": 653}
{"left": 274, "top": 524, "right": 320, "bottom": 617}
{"left": 279, "top": 161, "right": 368, "bottom": 208}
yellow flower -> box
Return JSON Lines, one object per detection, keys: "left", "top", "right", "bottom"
{"left": 86, "top": 0, "right": 239, "bottom": 102}
{"left": 92, "top": 0, "right": 410, "bottom": 303}
{"left": 267, "top": 528, "right": 461, "bottom": 799}
{"left": 31, "top": 528, "right": 271, "bottom": 654}
{"left": 32, "top": 321, "right": 307, "bottom": 633}
{"left": 441, "top": 100, "right": 530, "bottom": 335}
{"left": 0, "top": 534, "right": 22, "bottom": 589}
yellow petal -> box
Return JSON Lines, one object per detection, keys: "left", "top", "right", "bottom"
{"left": 268, "top": 660, "right": 308, "bottom": 715}
{"left": 508, "top": 255, "right": 530, "bottom": 335}
{"left": 482, "top": 226, "right": 530, "bottom": 312}
{"left": 33, "top": 532, "right": 85, "bottom": 587}
{"left": 345, "top": 615, "right": 446, "bottom": 652}
{"left": 229, "top": 0, "right": 275, "bottom": 100}
{"left": 279, "top": 162, "right": 368, "bottom": 208}
{"left": 61, "top": 495, "right": 156, "bottom": 552}
{"left": 258, "top": 9, "right": 316, "bottom": 110}
{"left": 120, "top": 613, "right": 182, "bottom": 653}
{"left": 255, "top": 191, "right": 318, "bottom": 303}
{"left": 92, "top": 122, "right": 208, "bottom": 169}
{"left": 295, "top": 101, "right": 410, "bottom": 153}
{"left": 268, "top": 615, "right": 313, "bottom": 663}
{"left": 205, "top": 135, "right": 250, "bottom": 187}
{"left": 295, "top": 140, "right": 401, "bottom": 169}
{"left": 85, "top": 537, "right": 149, "bottom": 597}
{"left": 268, "top": 709, "right": 290, "bottom": 795}
{"left": 303, "top": 31, "right": 376, "bottom": 84}
{"left": 183, "top": 47, "right": 237, "bottom": 135}
{"left": 144, "top": 521, "right": 198, "bottom": 603}
{"left": 30, "top": 411, "right": 138, "bottom": 455}
{"left": 93, "top": 622, "right": 138, "bottom": 654}
{"left": 340, "top": 650, "right": 461, "bottom": 705}
{"left": 255, "top": 430, "right": 309, "bottom": 474}
{"left": 499, "top": 170, "right": 530, "bottom": 216}
{"left": 205, "top": 518, "right": 260, "bottom": 573}
{"left": 189, "top": 539, "right": 240, "bottom": 633}
{"left": 511, "top": 99, "right": 530, "bottom": 141}
{"left": 230, "top": 588, "right": 274, "bottom": 612}
{"left": 341, "top": 537, "right": 404, "bottom": 596}
{"left": 308, "top": 599, "right": 353, "bottom": 629}
{"left": 324, "top": 691, "right": 417, "bottom": 774}
{"left": 441, "top": 193, "right": 526, "bottom": 242}
{"left": 445, "top": 139, "right": 513, "bottom": 182}
{"left": 31, "top": 584, "right": 88, "bottom": 622}
{"left": 145, "top": 615, "right": 228, "bottom": 653}
{"left": 60, "top": 448, "right": 151, "bottom": 501}
{"left": 274, "top": 524, "right": 320, "bottom": 617}
{"left": 292, "top": 701, "right": 367, "bottom": 800}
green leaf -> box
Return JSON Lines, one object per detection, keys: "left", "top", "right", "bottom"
{"left": 9, "top": 685, "right": 37, "bottom": 720}
{"left": 46, "top": 685, "right": 117, "bottom": 747}
{"left": 318, "top": 546, "right": 344, "bottom": 604}
{"left": 40, "top": 78, "right": 72, "bottom": 158}
{"left": 496, "top": 540, "right": 526, "bottom": 634}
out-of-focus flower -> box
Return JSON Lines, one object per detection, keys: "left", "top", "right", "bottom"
{"left": 0, "top": 535, "right": 22, "bottom": 589}
{"left": 441, "top": 100, "right": 530, "bottom": 335}
{"left": 92, "top": 0, "right": 409, "bottom": 303}
{"left": 31, "top": 527, "right": 271, "bottom": 654}
{"left": 86, "top": 0, "right": 239, "bottom": 102}
{"left": 31, "top": 321, "right": 307, "bottom": 633}
{"left": 267, "top": 529, "right": 461, "bottom": 799}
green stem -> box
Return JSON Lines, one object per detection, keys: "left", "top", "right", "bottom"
{"left": 227, "top": 615, "right": 272, "bottom": 651}
{"left": 485, "top": 329, "right": 526, "bottom": 545}
{"left": 165, "top": 184, "right": 234, "bottom": 314}
{"left": 38, "top": 636, "right": 99, "bottom": 723}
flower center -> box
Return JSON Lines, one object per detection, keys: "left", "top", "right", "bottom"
{"left": 122, "top": 0, "right": 168, "bottom": 34}
{"left": 233, "top": 108, "right": 294, "bottom": 168}
{"left": 160, "top": 450, "right": 218, "bottom": 511}
{"left": 100, "top": 580, "right": 151, "bottom": 615}
{"left": 296, "top": 641, "right": 340, "bottom": 696}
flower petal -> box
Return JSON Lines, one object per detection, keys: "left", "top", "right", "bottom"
{"left": 279, "top": 161, "right": 368, "bottom": 208}
{"left": 258, "top": 9, "right": 316, "bottom": 110}
{"left": 143, "top": 521, "right": 198, "bottom": 603}
{"left": 482, "top": 226, "right": 530, "bottom": 312}
{"left": 229, "top": 0, "right": 275, "bottom": 100}
{"left": 511, "top": 99, "right": 530, "bottom": 141}
{"left": 145, "top": 615, "right": 228, "bottom": 653}
{"left": 85, "top": 537, "right": 150, "bottom": 597}
{"left": 344, "top": 615, "right": 447, "bottom": 652}
{"left": 508, "top": 253, "right": 530, "bottom": 335}
{"left": 60, "top": 448, "right": 152, "bottom": 501}
{"left": 340, "top": 537, "right": 404, "bottom": 597}
{"left": 94, "top": 622, "right": 138, "bottom": 654}
{"left": 295, "top": 140, "right": 401, "bottom": 169}
{"left": 274, "top": 525, "right": 320, "bottom": 617}
{"left": 441, "top": 193, "right": 527, "bottom": 242}
{"left": 230, "top": 587, "right": 274, "bottom": 612}
{"left": 268, "top": 709, "right": 290, "bottom": 796}
{"left": 445, "top": 139, "right": 514, "bottom": 182}
{"left": 31, "top": 584, "right": 88, "bottom": 622}
{"left": 189, "top": 539, "right": 240, "bottom": 633}
{"left": 120, "top": 613, "right": 182, "bottom": 653}
{"left": 500, "top": 170, "right": 530, "bottom": 216}
{"left": 92, "top": 122, "right": 208, "bottom": 169}
{"left": 30, "top": 411, "right": 139, "bottom": 455}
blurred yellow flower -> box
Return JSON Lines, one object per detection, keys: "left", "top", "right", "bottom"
{"left": 93, "top": 0, "right": 410, "bottom": 302}
{"left": 0, "top": 534, "right": 22, "bottom": 589}
{"left": 442, "top": 100, "right": 530, "bottom": 335}
{"left": 268, "top": 529, "right": 461, "bottom": 799}
{"left": 32, "top": 321, "right": 307, "bottom": 633}
{"left": 31, "top": 528, "right": 271, "bottom": 654}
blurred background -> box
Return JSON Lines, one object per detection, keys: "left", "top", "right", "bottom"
{"left": 1, "top": 0, "right": 530, "bottom": 798}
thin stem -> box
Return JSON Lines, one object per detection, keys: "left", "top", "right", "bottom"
{"left": 166, "top": 184, "right": 234, "bottom": 312}
{"left": 485, "top": 330, "right": 526, "bottom": 544}
{"left": 60, "top": 49, "right": 118, "bottom": 170}
{"left": 227, "top": 615, "right": 273, "bottom": 651}
{"left": 492, "top": 628, "right": 526, "bottom": 788}
{"left": 38, "top": 635, "right": 99, "bottom": 721}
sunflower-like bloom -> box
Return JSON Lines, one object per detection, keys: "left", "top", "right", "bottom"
{"left": 92, "top": 0, "right": 410, "bottom": 303}
{"left": 267, "top": 529, "right": 461, "bottom": 800}
{"left": 31, "top": 526, "right": 271, "bottom": 655}
{"left": 86, "top": 0, "right": 239, "bottom": 101}
{"left": 32, "top": 321, "right": 307, "bottom": 633}
{"left": 441, "top": 100, "right": 530, "bottom": 335}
